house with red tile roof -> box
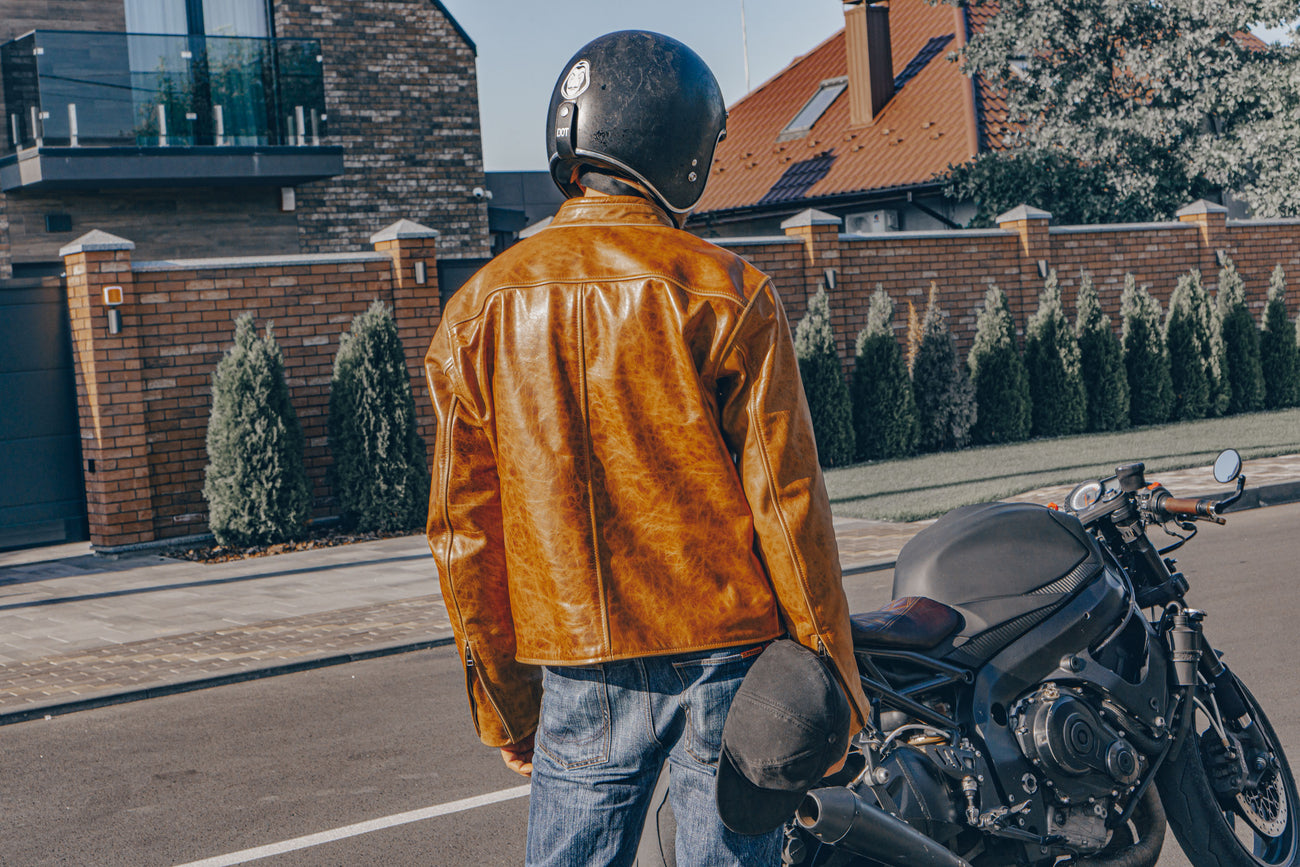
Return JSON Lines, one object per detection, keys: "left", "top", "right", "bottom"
{"left": 689, "top": 0, "right": 1272, "bottom": 239}
{"left": 689, "top": 0, "right": 1001, "bottom": 238}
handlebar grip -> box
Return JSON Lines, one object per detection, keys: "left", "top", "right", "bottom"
{"left": 1156, "top": 495, "right": 1218, "bottom": 519}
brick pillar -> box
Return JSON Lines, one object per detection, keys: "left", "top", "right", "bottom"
{"left": 60, "top": 231, "right": 156, "bottom": 550}
{"left": 781, "top": 209, "right": 846, "bottom": 355}
{"left": 1177, "top": 199, "right": 1229, "bottom": 279}
{"left": 371, "top": 219, "right": 442, "bottom": 454}
{"left": 997, "top": 204, "right": 1053, "bottom": 331}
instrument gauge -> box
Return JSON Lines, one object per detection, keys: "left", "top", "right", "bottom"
{"left": 1067, "top": 480, "right": 1104, "bottom": 512}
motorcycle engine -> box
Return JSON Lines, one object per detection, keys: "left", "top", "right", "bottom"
{"left": 1010, "top": 682, "right": 1144, "bottom": 845}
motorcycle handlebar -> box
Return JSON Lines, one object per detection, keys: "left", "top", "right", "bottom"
{"left": 1151, "top": 493, "right": 1224, "bottom": 523}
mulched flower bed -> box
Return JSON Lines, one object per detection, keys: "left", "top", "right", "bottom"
{"left": 165, "top": 527, "right": 420, "bottom": 564}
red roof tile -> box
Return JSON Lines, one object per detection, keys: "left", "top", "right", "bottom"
{"left": 696, "top": 0, "right": 986, "bottom": 215}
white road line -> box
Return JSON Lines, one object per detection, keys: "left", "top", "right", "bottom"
{"left": 172, "top": 784, "right": 531, "bottom": 867}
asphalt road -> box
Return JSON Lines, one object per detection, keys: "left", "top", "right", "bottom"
{"left": 4, "top": 502, "right": 1298, "bottom": 867}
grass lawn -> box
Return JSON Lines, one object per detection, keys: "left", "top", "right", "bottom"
{"left": 823, "top": 407, "right": 1300, "bottom": 522}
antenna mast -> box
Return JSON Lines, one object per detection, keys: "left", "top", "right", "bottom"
{"left": 740, "top": 0, "right": 751, "bottom": 92}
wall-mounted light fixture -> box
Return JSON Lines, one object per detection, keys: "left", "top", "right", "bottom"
{"left": 104, "top": 285, "right": 123, "bottom": 335}
{"left": 824, "top": 267, "right": 837, "bottom": 291}
{"left": 414, "top": 261, "right": 427, "bottom": 285}
{"left": 1036, "top": 259, "right": 1050, "bottom": 279}
{"left": 1215, "top": 249, "right": 1229, "bottom": 267}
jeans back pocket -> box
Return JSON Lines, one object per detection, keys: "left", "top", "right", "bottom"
{"left": 537, "top": 664, "right": 612, "bottom": 770}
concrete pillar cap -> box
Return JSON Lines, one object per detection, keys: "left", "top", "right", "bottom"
{"left": 780, "top": 209, "right": 842, "bottom": 230}
{"left": 1175, "top": 199, "right": 1228, "bottom": 218}
{"left": 59, "top": 230, "right": 135, "bottom": 257}
{"left": 370, "top": 219, "right": 440, "bottom": 243}
{"left": 994, "top": 205, "right": 1052, "bottom": 224}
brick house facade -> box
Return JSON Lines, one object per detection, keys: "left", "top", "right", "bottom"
{"left": 0, "top": 0, "right": 488, "bottom": 278}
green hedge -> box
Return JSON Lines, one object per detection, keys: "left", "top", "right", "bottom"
{"left": 968, "top": 284, "right": 1031, "bottom": 444}
{"left": 912, "top": 285, "right": 976, "bottom": 452}
{"left": 1260, "top": 265, "right": 1300, "bottom": 409}
{"left": 795, "top": 288, "right": 855, "bottom": 467}
{"left": 203, "top": 314, "right": 311, "bottom": 547}
{"left": 1120, "top": 273, "right": 1173, "bottom": 426}
{"left": 1075, "top": 271, "right": 1130, "bottom": 432}
{"left": 1025, "top": 271, "right": 1086, "bottom": 437}
{"left": 329, "top": 300, "right": 430, "bottom": 532}
{"left": 851, "top": 287, "right": 919, "bottom": 460}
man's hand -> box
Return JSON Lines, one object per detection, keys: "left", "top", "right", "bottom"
{"left": 500, "top": 733, "right": 535, "bottom": 777}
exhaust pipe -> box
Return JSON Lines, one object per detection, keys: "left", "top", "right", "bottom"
{"left": 796, "top": 787, "right": 972, "bottom": 867}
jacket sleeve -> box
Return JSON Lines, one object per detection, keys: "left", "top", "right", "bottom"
{"left": 425, "top": 326, "right": 542, "bottom": 748}
{"left": 717, "top": 281, "right": 871, "bottom": 730}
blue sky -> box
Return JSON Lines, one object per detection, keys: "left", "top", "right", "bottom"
{"left": 437, "top": 1, "right": 1296, "bottom": 173}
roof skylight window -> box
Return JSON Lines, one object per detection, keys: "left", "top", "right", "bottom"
{"left": 780, "top": 76, "right": 847, "bottom": 139}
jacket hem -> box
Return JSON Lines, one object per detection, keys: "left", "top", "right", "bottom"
{"left": 515, "top": 630, "right": 785, "bottom": 667}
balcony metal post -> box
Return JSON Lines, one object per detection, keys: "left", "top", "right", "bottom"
{"left": 30, "top": 106, "right": 42, "bottom": 147}
{"left": 294, "top": 105, "right": 305, "bottom": 146}
{"left": 214, "top": 104, "right": 225, "bottom": 145}
{"left": 310, "top": 109, "right": 320, "bottom": 146}
{"left": 68, "top": 103, "right": 78, "bottom": 147}
{"left": 157, "top": 104, "right": 168, "bottom": 147}
{"left": 10, "top": 114, "right": 18, "bottom": 148}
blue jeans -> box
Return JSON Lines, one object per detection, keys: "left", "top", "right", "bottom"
{"left": 525, "top": 645, "right": 783, "bottom": 867}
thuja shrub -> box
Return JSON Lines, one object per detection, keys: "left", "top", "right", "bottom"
{"left": 967, "top": 283, "right": 1031, "bottom": 445}
{"left": 1074, "top": 270, "right": 1130, "bottom": 432}
{"left": 1166, "top": 271, "right": 1213, "bottom": 421}
{"left": 1024, "top": 270, "right": 1086, "bottom": 437}
{"left": 1214, "top": 258, "right": 1264, "bottom": 416}
{"left": 795, "top": 287, "right": 855, "bottom": 467}
{"left": 850, "top": 286, "right": 919, "bottom": 461}
{"left": 203, "top": 313, "right": 311, "bottom": 547}
{"left": 1260, "top": 265, "right": 1300, "bottom": 409}
{"left": 329, "top": 300, "right": 430, "bottom": 532}
{"left": 911, "top": 284, "right": 976, "bottom": 452}
{"left": 1120, "top": 274, "right": 1173, "bottom": 426}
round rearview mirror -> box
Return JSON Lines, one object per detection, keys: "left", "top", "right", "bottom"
{"left": 1213, "top": 449, "right": 1242, "bottom": 484}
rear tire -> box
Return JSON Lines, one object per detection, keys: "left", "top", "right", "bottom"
{"left": 1157, "top": 678, "right": 1299, "bottom": 867}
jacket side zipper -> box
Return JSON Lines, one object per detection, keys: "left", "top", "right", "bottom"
{"left": 463, "top": 641, "right": 517, "bottom": 743}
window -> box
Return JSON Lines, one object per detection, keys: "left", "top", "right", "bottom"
{"left": 124, "top": 0, "right": 270, "bottom": 37}
{"left": 780, "top": 77, "right": 847, "bottom": 139}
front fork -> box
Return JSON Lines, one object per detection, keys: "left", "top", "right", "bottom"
{"left": 1161, "top": 602, "right": 1271, "bottom": 793}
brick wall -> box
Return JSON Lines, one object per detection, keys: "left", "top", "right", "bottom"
{"left": 62, "top": 221, "right": 440, "bottom": 550}
{"left": 59, "top": 199, "right": 1300, "bottom": 550}
{"left": 719, "top": 201, "right": 1300, "bottom": 363}
{"left": 274, "top": 0, "right": 491, "bottom": 259}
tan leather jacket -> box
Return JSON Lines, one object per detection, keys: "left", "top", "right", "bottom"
{"left": 425, "top": 196, "right": 869, "bottom": 747}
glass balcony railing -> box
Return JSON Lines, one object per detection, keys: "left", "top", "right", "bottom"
{"left": 1, "top": 30, "right": 327, "bottom": 153}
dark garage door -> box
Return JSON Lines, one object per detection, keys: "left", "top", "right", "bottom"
{"left": 0, "top": 279, "right": 87, "bottom": 550}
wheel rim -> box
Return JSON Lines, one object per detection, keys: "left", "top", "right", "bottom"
{"left": 1195, "top": 703, "right": 1299, "bottom": 865}
{"left": 1237, "top": 766, "right": 1289, "bottom": 839}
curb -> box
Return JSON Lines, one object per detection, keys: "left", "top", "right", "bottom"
{"left": 0, "top": 636, "right": 454, "bottom": 727}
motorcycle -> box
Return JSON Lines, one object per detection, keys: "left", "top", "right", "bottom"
{"left": 790, "top": 449, "right": 1297, "bottom": 867}
{"left": 638, "top": 450, "right": 1299, "bottom": 867}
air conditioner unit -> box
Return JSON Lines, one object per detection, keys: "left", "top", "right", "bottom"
{"left": 846, "top": 210, "right": 899, "bottom": 234}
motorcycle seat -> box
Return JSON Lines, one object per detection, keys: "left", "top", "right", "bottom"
{"left": 850, "top": 597, "right": 963, "bottom": 650}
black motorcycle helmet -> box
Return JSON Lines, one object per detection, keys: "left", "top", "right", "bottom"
{"left": 546, "top": 30, "right": 727, "bottom": 220}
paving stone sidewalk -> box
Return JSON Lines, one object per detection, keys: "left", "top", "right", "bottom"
{"left": 3, "top": 455, "right": 1297, "bottom": 723}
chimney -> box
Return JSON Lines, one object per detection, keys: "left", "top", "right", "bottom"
{"left": 844, "top": 0, "right": 894, "bottom": 125}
